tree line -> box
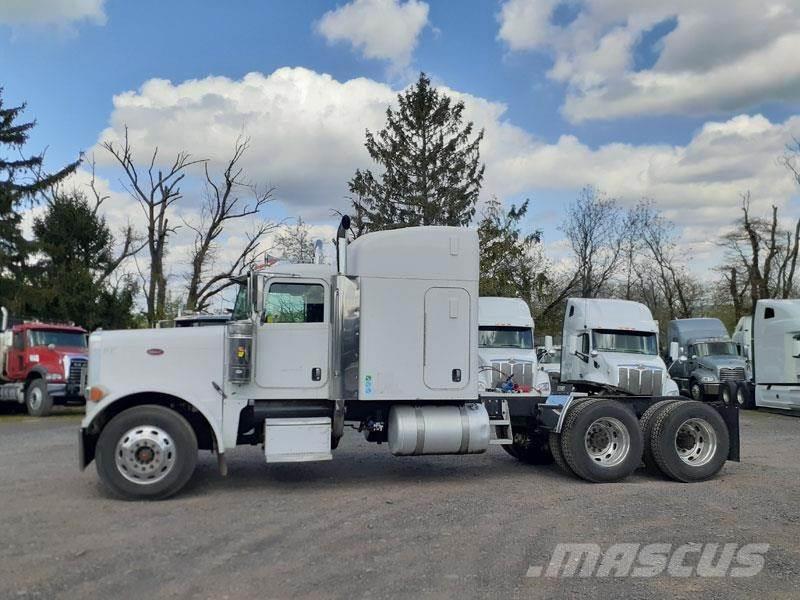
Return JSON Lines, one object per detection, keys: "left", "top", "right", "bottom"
{"left": 2, "top": 77, "right": 800, "bottom": 334}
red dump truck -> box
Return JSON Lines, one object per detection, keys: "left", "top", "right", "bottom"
{"left": 0, "top": 307, "right": 88, "bottom": 416}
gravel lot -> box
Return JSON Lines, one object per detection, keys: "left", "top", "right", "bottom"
{"left": 1, "top": 407, "right": 799, "bottom": 600}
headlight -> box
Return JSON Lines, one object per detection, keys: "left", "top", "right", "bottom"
{"left": 700, "top": 375, "right": 716, "bottom": 383}
{"left": 46, "top": 372, "right": 63, "bottom": 381}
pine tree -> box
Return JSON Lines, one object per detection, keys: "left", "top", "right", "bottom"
{"left": 29, "top": 190, "right": 138, "bottom": 329}
{"left": 349, "top": 73, "right": 484, "bottom": 233}
{"left": 0, "top": 88, "right": 80, "bottom": 307}
{"left": 477, "top": 197, "right": 547, "bottom": 309}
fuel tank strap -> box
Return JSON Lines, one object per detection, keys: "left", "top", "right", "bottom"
{"left": 414, "top": 405, "right": 426, "bottom": 454}
{"left": 458, "top": 404, "right": 470, "bottom": 453}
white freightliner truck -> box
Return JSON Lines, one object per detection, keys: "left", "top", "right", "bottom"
{"left": 477, "top": 297, "right": 550, "bottom": 396}
{"left": 732, "top": 299, "right": 800, "bottom": 411}
{"left": 79, "top": 221, "right": 739, "bottom": 499}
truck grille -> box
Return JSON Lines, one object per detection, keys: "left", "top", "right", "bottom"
{"left": 719, "top": 367, "right": 746, "bottom": 382}
{"left": 617, "top": 367, "right": 663, "bottom": 396}
{"left": 490, "top": 360, "right": 534, "bottom": 389}
{"left": 68, "top": 358, "right": 87, "bottom": 385}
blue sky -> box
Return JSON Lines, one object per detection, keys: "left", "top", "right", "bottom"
{"left": 3, "top": 0, "right": 800, "bottom": 273}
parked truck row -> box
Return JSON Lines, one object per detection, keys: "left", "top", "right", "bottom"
{"left": 77, "top": 220, "right": 739, "bottom": 499}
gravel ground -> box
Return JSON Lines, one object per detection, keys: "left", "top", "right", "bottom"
{"left": 1, "top": 407, "right": 799, "bottom": 600}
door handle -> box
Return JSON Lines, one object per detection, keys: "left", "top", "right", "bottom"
{"left": 311, "top": 367, "right": 321, "bottom": 381}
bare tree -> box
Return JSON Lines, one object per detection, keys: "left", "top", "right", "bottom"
{"left": 103, "top": 128, "right": 204, "bottom": 325}
{"left": 274, "top": 217, "right": 316, "bottom": 264}
{"left": 85, "top": 158, "right": 147, "bottom": 285}
{"left": 560, "top": 187, "right": 625, "bottom": 297}
{"left": 634, "top": 201, "right": 701, "bottom": 319}
{"left": 183, "top": 136, "right": 277, "bottom": 312}
{"left": 719, "top": 193, "right": 800, "bottom": 313}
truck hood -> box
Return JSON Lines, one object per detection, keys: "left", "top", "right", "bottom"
{"left": 478, "top": 347, "right": 536, "bottom": 363}
{"left": 85, "top": 326, "right": 225, "bottom": 423}
{"left": 598, "top": 353, "right": 665, "bottom": 372}
{"left": 697, "top": 356, "right": 747, "bottom": 371}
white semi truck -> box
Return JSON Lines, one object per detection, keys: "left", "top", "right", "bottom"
{"left": 560, "top": 298, "right": 680, "bottom": 397}
{"left": 477, "top": 297, "right": 550, "bottom": 395}
{"left": 79, "top": 221, "right": 739, "bottom": 499}
{"left": 733, "top": 299, "right": 800, "bottom": 411}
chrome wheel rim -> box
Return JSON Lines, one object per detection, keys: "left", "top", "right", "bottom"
{"left": 736, "top": 388, "right": 746, "bottom": 407}
{"left": 28, "top": 387, "right": 43, "bottom": 411}
{"left": 584, "top": 417, "right": 631, "bottom": 467}
{"left": 691, "top": 384, "right": 702, "bottom": 400}
{"left": 675, "top": 418, "right": 717, "bottom": 466}
{"left": 115, "top": 425, "right": 176, "bottom": 485}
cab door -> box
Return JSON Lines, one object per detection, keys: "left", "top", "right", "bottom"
{"left": 254, "top": 278, "right": 330, "bottom": 399}
{"left": 423, "top": 287, "right": 470, "bottom": 390}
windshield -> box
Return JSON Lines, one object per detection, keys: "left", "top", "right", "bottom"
{"left": 27, "top": 330, "right": 87, "bottom": 348}
{"left": 479, "top": 326, "right": 533, "bottom": 349}
{"left": 694, "top": 342, "right": 737, "bottom": 357}
{"left": 592, "top": 329, "right": 657, "bottom": 355}
{"left": 231, "top": 282, "right": 250, "bottom": 321}
{"left": 541, "top": 349, "right": 561, "bottom": 364}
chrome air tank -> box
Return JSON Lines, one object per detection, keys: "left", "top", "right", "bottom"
{"left": 387, "top": 403, "right": 490, "bottom": 456}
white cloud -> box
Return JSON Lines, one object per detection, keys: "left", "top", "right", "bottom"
{"left": 91, "top": 68, "right": 800, "bottom": 279}
{"left": 95, "top": 68, "right": 396, "bottom": 221}
{"left": 0, "top": 0, "right": 106, "bottom": 27}
{"left": 316, "top": 0, "right": 429, "bottom": 68}
{"left": 497, "top": 0, "right": 800, "bottom": 122}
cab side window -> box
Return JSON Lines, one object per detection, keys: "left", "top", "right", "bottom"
{"left": 579, "top": 333, "right": 589, "bottom": 354}
{"left": 13, "top": 332, "right": 24, "bottom": 350}
{"left": 264, "top": 283, "right": 324, "bottom": 323}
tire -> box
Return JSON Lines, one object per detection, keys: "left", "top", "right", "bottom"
{"left": 639, "top": 399, "right": 683, "bottom": 476}
{"left": 506, "top": 428, "right": 553, "bottom": 465}
{"left": 95, "top": 405, "right": 198, "bottom": 500}
{"left": 650, "top": 401, "right": 729, "bottom": 483}
{"left": 736, "top": 381, "right": 755, "bottom": 410}
{"left": 719, "top": 381, "right": 737, "bottom": 406}
{"left": 25, "top": 379, "right": 53, "bottom": 417}
{"left": 549, "top": 432, "right": 575, "bottom": 477}
{"left": 689, "top": 380, "right": 704, "bottom": 401}
{"left": 559, "top": 398, "right": 643, "bottom": 483}
{"left": 501, "top": 443, "right": 520, "bottom": 459}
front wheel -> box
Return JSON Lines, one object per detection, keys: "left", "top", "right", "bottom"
{"left": 25, "top": 379, "right": 53, "bottom": 417}
{"left": 506, "top": 428, "right": 554, "bottom": 465}
{"left": 95, "top": 405, "right": 198, "bottom": 500}
{"left": 736, "top": 382, "right": 755, "bottom": 410}
{"left": 719, "top": 381, "right": 737, "bottom": 406}
{"left": 689, "top": 380, "right": 704, "bottom": 401}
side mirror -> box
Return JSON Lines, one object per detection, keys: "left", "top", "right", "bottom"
{"left": 250, "top": 273, "right": 262, "bottom": 315}
{"left": 690, "top": 354, "right": 697, "bottom": 361}
{"left": 544, "top": 335, "right": 554, "bottom": 352}
{"left": 565, "top": 335, "right": 577, "bottom": 356}
{"left": 792, "top": 337, "right": 800, "bottom": 358}
{"left": 590, "top": 350, "right": 598, "bottom": 358}
{"left": 48, "top": 343, "right": 56, "bottom": 350}
{"left": 679, "top": 355, "right": 687, "bottom": 363}
{"left": 669, "top": 341, "right": 679, "bottom": 362}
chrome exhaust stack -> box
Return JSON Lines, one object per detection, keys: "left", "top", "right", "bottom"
{"left": 336, "top": 215, "right": 351, "bottom": 275}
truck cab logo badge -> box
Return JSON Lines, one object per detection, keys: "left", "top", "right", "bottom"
{"left": 146, "top": 348, "right": 164, "bottom": 356}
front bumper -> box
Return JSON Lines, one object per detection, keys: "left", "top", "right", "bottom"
{"left": 702, "top": 383, "right": 720, "bottom": 396}
{"left": 47, "top": 382, "right": 85, "bottom": 399}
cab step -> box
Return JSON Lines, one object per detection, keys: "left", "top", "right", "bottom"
{"left": 489, "top": 398, "right": 513, "bottom": 445}
{"left": 264, "top": 417, "right": 333, "bottom": 463}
